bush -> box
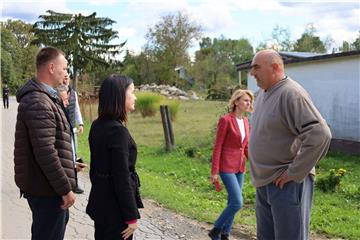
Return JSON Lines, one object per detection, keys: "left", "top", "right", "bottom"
{"left": 164, "top": 100, "right": 181, "bottom": 121}
{"left": 136, "top": 92, "right": 163, "bottom": 117}
{"left": 316, "top": 168, "right": 347, "bottom": 192}
{"left": 185, "top": 147, "right": 197, "bottom": 158}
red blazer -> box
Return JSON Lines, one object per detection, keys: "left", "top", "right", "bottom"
{"left": 211, "top": 112, "right": 250, "bottom": 175}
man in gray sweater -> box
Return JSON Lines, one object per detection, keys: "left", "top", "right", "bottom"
{"left": 249, "top": 49, "right": 331, "bottom": 240}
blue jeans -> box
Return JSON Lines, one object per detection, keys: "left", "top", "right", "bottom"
{"left": 25, "top": 193, "right": 69, "bottom": 240}
{"left": 214, "top": 172, "right": 244, "bottom": 235}
{"left": 256, "top": 175, "right": 314, "bottom": 240}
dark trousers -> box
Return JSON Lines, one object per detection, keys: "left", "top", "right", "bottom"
{"left": 3, "top": 96, "right": 9, "bottom": 108}
{"left": 95, "top": 222, "right": 131, "bottom": 240}
{"left": 255, "top": 175, "right": 314, "bottom": 240}
{"left": 25, "top": 193, "right": 69, "bottom": 240}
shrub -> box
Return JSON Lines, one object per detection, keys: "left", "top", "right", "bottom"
{"left": 316, "top": 168, "right": 347, "bottom": 192}
{"left": 136, "top": 92, "right": 163, "bottom": 117}
{"left": 164, "top": 100, "right": 181, "bottom": 121}
{"left": 185, "top": 147, "right": 197, "bottom": 158}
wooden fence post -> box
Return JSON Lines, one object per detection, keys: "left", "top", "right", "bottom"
{"left": 160, "top": 105, "right": 174, "bottom": 151}
{"left": 165, "top": 105, "right": 175, "bottom": 147}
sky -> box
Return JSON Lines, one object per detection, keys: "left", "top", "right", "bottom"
{"left": 2, "top": 0, "right": 360, "bottom": 56}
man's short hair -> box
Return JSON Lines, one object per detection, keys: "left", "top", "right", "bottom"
{"left": 36, "top": 47, "right": 65, "bottom": 70}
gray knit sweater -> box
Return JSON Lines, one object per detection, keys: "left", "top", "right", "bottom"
{"left": 249, "top": 78, "right": 331, "bottom": 187}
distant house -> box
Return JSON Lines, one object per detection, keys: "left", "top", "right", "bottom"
{"left": 236, "top": 50, "right": 360, "bottom": 155}
{"left": 174, "top": 65, "right": 195, "bottom": 88}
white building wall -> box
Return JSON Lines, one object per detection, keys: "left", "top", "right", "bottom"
{"left": 247, "top": 55, "right": 360, "bottom": 142}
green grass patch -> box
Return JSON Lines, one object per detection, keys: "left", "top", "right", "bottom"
{"left": 78, "top": 100, "right": 360, "bottom": 239}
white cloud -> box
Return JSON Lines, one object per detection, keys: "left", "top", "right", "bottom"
{"left": 190, "top": 1, "right": 233, "bottom": 34}
{"left": 2, "top": 0, "right": 68, "bottom": 22}
{"left": 230, "top": 0, "right": 285, "bottom": 12}
{"left": 117, "top": 27, "right": 137, "bottom": 38}
{"left": 87, "top": 0, "right": 118, "bottom": 6}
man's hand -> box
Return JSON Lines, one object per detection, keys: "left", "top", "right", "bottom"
{"left": 61, "top": 191, "right": 76, "bottom": 209}
{"left": 122, "top": 222, "right": 138, "bottom": 239}
{"left": 78, "top": 125, "right": 84, "bottom": 134}
{"left": 274, "top": 171, "right": 291, "bottom": 189}
{"left": 76, "top": 162, "right": 87, "bottom": 172}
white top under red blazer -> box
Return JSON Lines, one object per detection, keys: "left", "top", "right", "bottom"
{"left": 211, "top": 112, "right": 250, "bottom": 175}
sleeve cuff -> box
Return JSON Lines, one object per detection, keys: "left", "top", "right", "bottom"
{"left": 126, "top": 219, "right": 137, "bottom": 224}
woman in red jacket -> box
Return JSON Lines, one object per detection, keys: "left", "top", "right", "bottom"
{"left": 209, "top": 89, "right": 254, "bottom": 240}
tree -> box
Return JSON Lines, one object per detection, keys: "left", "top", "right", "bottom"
{"left": 293, "top": 24, "right": 327, "bottom": 53}
{"left": 192, "top": 36, "right": 253, "bottom": 92}
{"left": 352, "top": 31, "right": 360, "bottom": 50}
{"left": 4, "top": 19, "right": 34, "bottom": 48}
{"left": 257, "top": 25, "right": 293, "bottom": 51}
{"left": 339, "top": 41, "right": 352, "bottom": 52}
{"left": 145, "top": 11, "right": 202, "bottom": 86}
{"left": 32, "top": 10, "right": 125, "bottom": 90}
{"left": 1, "top": 20, "right": 37, "bottom": 91}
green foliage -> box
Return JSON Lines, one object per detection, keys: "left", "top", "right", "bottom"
{"left": 256, "top": 25, "right": 292, "bottom": 51}
{"left": 32, "top": 10, "right": 125, "bottom": 90}
{"left": 135, "top": 92, "right": 163, "bottom": 117}
{"left": 339, "top": 41, "right": 352, "bottom": 52}
{"left": 143, "top": 11, "right": 202, "bottom": 86}
{"left": 1, "top": 20, "right": 37, "bottom": 91}
{"left": 135, "top": 92, "right": 180, "bottom": 121}
{"left": 122, "top": 50, "right": 159, "bottom": 86}
{"left": 316, "top": 168, "right": 347, "bottom": 192}
{"left": 192, "top": 36, "right": 253, "bottom": 92}
{"left": 293, "top": 24, "right": 327, "bottom": 53}
{"left": 352, "top": 31, "right": 360, "bottom": 50}
{"left": 206, "top": 88, "right": 231, "bottom": 100}
{"left": 163, "top": 100, "right": 181, "bottom": 121}
{"left": 184, "top": 146, "right": 198, "bottom": 158}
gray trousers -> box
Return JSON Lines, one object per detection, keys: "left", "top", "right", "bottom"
{"left": 256, "top": 175, "right": 314, "bottom": 240}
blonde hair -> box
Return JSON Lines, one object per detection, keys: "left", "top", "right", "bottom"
{"left": 228, "top": 89, "right": 254, "bottom": 113}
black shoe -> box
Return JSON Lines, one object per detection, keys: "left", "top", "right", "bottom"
{"left": 74, "top": 186, "right": 84, "bottom": 194}
{"left": 221, "top": 233, "right": 229, "bottom": 240}
{"left": 208, "top": 227, "right": 221, "bottom": 240}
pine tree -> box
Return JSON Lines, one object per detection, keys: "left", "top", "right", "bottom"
{"left": 32, "top": 10, "right": 125, "bottom": 90}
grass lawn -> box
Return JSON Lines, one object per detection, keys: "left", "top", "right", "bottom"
{"left": 78, "top": 100, "right": 360, "bottom": 239}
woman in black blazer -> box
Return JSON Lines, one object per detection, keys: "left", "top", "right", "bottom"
{"left": 86, "top": 75, "right": 143, "bottom": 240}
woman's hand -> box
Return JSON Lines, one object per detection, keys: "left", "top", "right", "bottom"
{"left": 210, "top": 174, "right": 219, "bottom": 184}
{"left": 76, "top": 162, "right": 87, "bottom": 172}
{"left": 122, "top": 222, "right": 138, "bottom": 239}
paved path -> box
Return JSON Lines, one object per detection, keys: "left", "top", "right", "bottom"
{"left": 1, "top": 97, "right": 252, "bottom": 240}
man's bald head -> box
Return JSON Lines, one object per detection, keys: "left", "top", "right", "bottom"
{"left": 250, "top": 49, "right": 286, "bottom": 90}
{"left": 256, "top": 49, "right": 284, "bottom": 70}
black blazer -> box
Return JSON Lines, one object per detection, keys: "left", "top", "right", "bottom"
{"left": 86, "top": 119, "right": 143, "bottom": 224}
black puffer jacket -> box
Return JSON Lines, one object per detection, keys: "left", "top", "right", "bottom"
{"left": 14, "top": 78, "right": 76, "bottom": 197}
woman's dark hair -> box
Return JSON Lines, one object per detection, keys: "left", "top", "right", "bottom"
{"left": 98, "top": 74, "right": 133, "bottom": 123}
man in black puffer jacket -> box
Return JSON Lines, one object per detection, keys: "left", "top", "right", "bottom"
{"left": 14, "top": 47, "right": 77, "bottom": 240}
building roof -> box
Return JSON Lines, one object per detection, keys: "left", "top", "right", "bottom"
{"left": 236, "top": 50, "right": 360, "bottom": 71}
{"left": 280, "top": 51, "right": 326, "bottom": 58}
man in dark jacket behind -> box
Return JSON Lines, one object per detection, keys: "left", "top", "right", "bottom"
{"left": 3, "top": 83, "right": 10, "bottom": 109}
{"left": 14, "top": 47, "right": 76, "bottom": 240}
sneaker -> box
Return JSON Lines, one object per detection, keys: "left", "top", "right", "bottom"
{"left": 74, "top": 186, "right": 84, "bottom": 194}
